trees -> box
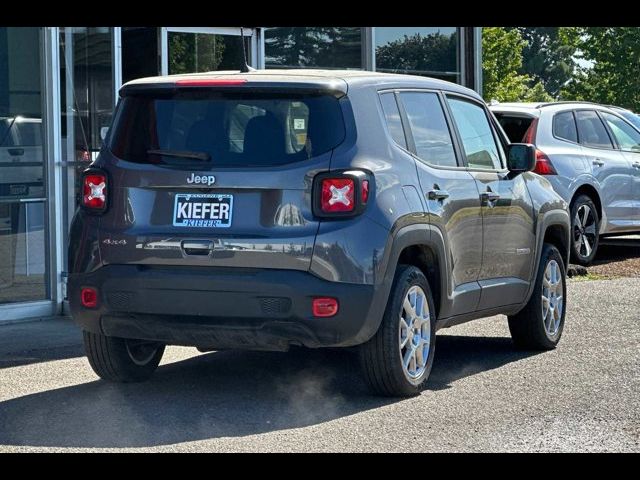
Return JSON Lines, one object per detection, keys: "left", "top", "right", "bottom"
{"left": 482, "top": 27, "right": 552, "bottom": 103}
{"left": 264, "top": 27, "right": 362, "bottom": 68}
{"left": 512, "top": 27, "right": 578, "bottom": 98}
{"left": 169, "top": 33, "right": 226, "bottom": 74}
{"left": 484, "top": 27, "right": 640, "bottom": 112}
{"left": 376, "top": 32, "right": 458, "bottom": 77}
{"left": 561, "top": 28, "right": 640, "bottom": 111}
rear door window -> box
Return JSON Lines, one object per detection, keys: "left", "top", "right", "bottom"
{"left": 575, "top": 110, "right": 613, "bottom": 149}
{"left": 553, "top": 111, "right": 578, "bottom": 143}
{"left": 399, "top": 92, "right": 458, "bottom": 167}
{"left": 109, "top": 91, "right": 345, "bottom": 167}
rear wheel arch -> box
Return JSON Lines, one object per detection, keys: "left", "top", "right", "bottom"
{"left": 380, "top": 223, "right": 448, "bottom": 320}
{"left": 521, "top": 209, "right": 570, "bottom": 307}
{"left": 543, "top": 223, "right": 570, "bottom": 269}
{"left": 571, "top": 184, "right": 602, "bottom": 221}
{"left": 397, "top": 244, "right": 442, "bottom": 319}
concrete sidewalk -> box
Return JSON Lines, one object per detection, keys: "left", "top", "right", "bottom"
{"left": 0, "top": 316, "right": 82, "bottom": 369}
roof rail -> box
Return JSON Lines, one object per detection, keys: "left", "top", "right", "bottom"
{"left": 535, "top": 100, "right": 601, "bottom": 109}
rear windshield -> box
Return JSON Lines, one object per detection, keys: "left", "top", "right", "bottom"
{"left": 494, "top": 113, "right": 535, "bottom": 143}
{"left": 109, "top": 91, "right": 346, "bottom": 167}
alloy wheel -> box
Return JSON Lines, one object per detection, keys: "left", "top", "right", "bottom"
{"left": 398, "top": 285, "right": 431, "bottom": 383}
{"left": 541, "top": 259, "right": 564, "bottom": 337}
{"left": 573, "top": 204, "right": 597, "bottom": 259}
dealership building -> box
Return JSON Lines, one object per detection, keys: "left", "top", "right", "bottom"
{"left": 0, "top": 26, "right": 482, "bottom": 322}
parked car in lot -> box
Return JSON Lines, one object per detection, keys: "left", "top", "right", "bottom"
{"left": 490, "top": 102, "right": 640, "bottom": 265}
{"left": 0, "top": 116, "right": 45, "bottom": 200}
{"left": 68, "top": 70, "right": 570, "bottom": 396}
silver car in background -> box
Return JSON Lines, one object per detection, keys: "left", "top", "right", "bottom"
{"left": 490, "top": 102, "right": 640, "bottom": 265}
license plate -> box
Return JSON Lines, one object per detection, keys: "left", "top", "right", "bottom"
{"left": 173, "top": 193, "right": 233, "bottom": 228}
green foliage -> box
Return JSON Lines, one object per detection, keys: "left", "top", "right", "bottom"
{"left": 522, "top": 81, "right": 554, "bottom": 102}
{"left": 375, "top": 32, "right": 458, "bottom": 78}
{"left": 485, "top": 27, "right": 640, "bottom": 112}
{"left": 511, "top": 27, "right": 578, "bottom": 98}
{"left": 264, "top": 27, "right": 362, "bottom": 68}
{"left": 169, "top": 33, "right": 225, "bottom": 74}
{"left": 561, "top": 27, "right": 640, "bottom": 111}
{"left": 482, "top": 27, "right": 542, "bottom": 102}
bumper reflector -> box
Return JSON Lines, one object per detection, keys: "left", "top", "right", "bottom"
{"left": 81, "top": 287, "right": 98, "bottom": 308}
{"left": 312, "top": 297, "right": 339, "bottom": 317}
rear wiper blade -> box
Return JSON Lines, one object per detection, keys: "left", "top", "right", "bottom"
{"left": 147, "top": 149, "right": 210, "bottom": 161}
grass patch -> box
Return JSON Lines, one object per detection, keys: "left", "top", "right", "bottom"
{"left": 569, "top": 271, "right": 610, "bottom": 281}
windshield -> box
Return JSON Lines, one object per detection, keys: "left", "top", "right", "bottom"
{"left": 109, "top": 91, "right": 346, "bottom": 168}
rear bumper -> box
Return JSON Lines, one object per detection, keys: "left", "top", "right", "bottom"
{"left": 68, "top": 265, "right": 377, "bottom": 350}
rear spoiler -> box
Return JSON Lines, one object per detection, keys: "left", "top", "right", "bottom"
{"left": 119, "top": 80, "right": 348, "bottom": 99}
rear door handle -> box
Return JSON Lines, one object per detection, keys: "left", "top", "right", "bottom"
{"left": 592, "top": 159, "right": 605, "bottom": 167}
{"left": 480, "top": 191, "right": 501, "bottom": 203}
{"left": 633, "top": 162, "right": 640, "bottom": 169}
{"left": 428, "top": 189, "right": 450, "bottom": 201}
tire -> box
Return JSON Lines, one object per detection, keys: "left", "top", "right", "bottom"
{"left": 359, "top": 265, "right": 436, "bottom": 397}
{"left": 508, "top": 243, "right": 567, "bottom": 350}
{"left": 83, "top": 331, "right": 165, "bottom": 382}
{"left": 570, "top": 194, "right": 600, "bottom": 266}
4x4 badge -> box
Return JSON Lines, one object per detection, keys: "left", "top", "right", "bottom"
{"left": 187, "top": 173, "right": 216, "bottom": 186}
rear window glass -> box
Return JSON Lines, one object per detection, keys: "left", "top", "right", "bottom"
{"left": 109, "top": 91, "right": 345, "bottom": 167}
{"left": 379, "top": 92, "right": 407, "bottom": 149}
{"left": 0, "top": 118, "right": 42, "bottom": 147}
{"left": 553, "top": 111, "right": 578, "bottom": 143}
{"left": 494, "top": 113, "right": 534, "bottom": 143}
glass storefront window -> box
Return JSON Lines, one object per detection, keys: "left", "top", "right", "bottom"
{"left": 59, "top": 27, "right": 115, "bottom": 274}
{"left": 122, "top": 27, "right": 159, "bottom": 84}
{"left": 375, "top": 27, "right": 460, "bottom": 83}
{"left": 0, "top": 27, "right": 49, "bottom": 304}
{"left": 265, "top": 27, "right": 362, "bottom": 69}
{"left": 168, "top": 32, "right": 251, "bottom": 74}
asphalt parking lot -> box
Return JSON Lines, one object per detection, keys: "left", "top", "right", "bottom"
{"left": 0, "top": 273, "right": 637, "bottom": 453}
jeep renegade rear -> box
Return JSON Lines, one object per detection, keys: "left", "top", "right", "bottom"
{"left": 69, "top": 70, "right": 570, "bottom": 396}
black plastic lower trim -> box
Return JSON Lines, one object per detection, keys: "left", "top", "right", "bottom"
{"left": 68, "top": 265, "right": 376, "bottom": 350}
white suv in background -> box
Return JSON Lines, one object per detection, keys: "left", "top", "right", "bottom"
{"left": 0, "top": 116, "right": 44, "bottom": 199}
{"left": 490, "top": 102, "right": 640, "bottom": 265}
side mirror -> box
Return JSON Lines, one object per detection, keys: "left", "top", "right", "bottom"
{"left": 507, "top": 143, "right": 536, "bottom": 174}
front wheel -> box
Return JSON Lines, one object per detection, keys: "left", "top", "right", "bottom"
{"left": 83, "top": 331, "right": 165, "bottom": 382}
{"left": 359, "top": 265, "right": 436, "bottom": 397}
{"left": 508, "top": 243, "right": 567, "bottom": 350}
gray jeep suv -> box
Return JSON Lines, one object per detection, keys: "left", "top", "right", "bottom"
{"left": 68, "top": 70, "right": 570, "bottom": 397}
{"left": 490, "top": 102, "right": 640, "bottom": 265}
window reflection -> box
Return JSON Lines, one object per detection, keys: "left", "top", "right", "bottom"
{"left": 168, "top": 32, "right": 251, "bottom": 74}
{"left": 0, "top": 27, "right": 48, "bottom": 304}
{"left": 265, "top": 27, "right": 362, "bottom": 69}
{"left": 375, "top": 27, "right": 460, "bottom": 83}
